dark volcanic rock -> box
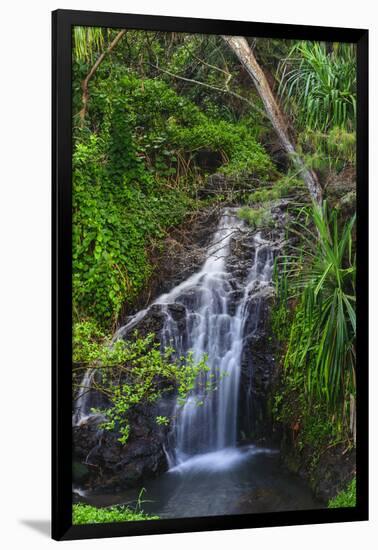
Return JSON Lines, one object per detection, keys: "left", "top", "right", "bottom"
{"left": 280, "top": 431, "right": 356, "bottom": 502}
{"left": 121, "top": 303, "right": 187, "bottom": 341}
{"left": 120, "top": 208, "right": 220, "bottom": 319}
{"left": 238, "top": 295, "right": 279, "bottom": 445}
{"left": 73, "top": 397, "right": 175, "bottom": 492}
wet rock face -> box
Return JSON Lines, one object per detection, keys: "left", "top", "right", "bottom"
{"left": 73, "top": 397, "right": 175, "bottom": 492}
{"left": 226, "top": 202, "right": 291, "bottom": 445}
{"left": 121, "top": 303, "right": 187, "bottom": 341}
{"left": 227, "top": 230, "right": 280, "bottom": 444}
{"left": 280, "top": 432, "right": 356, "bottom": 503}
{"left": 239, "top": 323, "right": 279, "bottom": 444}
{"left": 121, "top": 208, "right": 219, "bottom": 320}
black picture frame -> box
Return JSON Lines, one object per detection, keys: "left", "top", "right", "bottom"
{"left": 52, "top": 9, "right": 369, "bottom": 541}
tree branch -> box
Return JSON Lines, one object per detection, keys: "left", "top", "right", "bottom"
{"left": 149, "top": 63, "right": 268, "bottom": 120}
{"left": 79, "top": 29, "right": 126, "bottom": 125}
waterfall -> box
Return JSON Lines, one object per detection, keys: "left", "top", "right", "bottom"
{"left": 74, "top": 209, "right": 275, "bottom": 465}
{"left": 73, "top": 368, "right": 106, "bottom": 426}
{"left": 73, "top": 369, "right": 97, "bottom": 425}
{"left": 156, "top": 212, "right": 274, "bottom": 462}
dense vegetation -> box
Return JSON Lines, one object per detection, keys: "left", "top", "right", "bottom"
{"left": 72, "top": 27, "right": 357, "bottom": 522}
{"left": 271, "top": 202, "right": 356, "bottom": 486}
{"left": 72, "top": 33, "right": 275, "bottom": 327}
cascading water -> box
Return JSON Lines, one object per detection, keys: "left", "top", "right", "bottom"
{"left": 159, "top": 212, "right": 274, "bottom": 463}
{"left": 73, "top": 368, "right": 106, "bottom": 426}
{"left": 115, "top": 209, "right": 274, "bottom": 465}
{"left": 73, "top": 369, "right": 97, "bottom": 426}
{"left": 74, "top": 210, "right": 274, "bottom": 455}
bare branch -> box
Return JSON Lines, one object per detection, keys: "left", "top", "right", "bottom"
{"left": 149, "top": 63, "right": 268, "bottom": 120}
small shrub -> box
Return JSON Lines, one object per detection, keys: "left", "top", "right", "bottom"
{"left": 298, "top": 127, "right": 356, "bottom": 174}
{"left": 237, "top": 206, "right": 273, "bottom": 228}
{"left": 328, "top": 478, "right": 356, "bottom": 508}
{"left": 247, "top": 188, "right": 279, "bottom": 204}
{"left": 72, "top": 504, "right": 158, "bottom": 524}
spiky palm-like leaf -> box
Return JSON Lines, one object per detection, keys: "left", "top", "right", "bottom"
{"left": 279, "top": 41, "right": 356, "bottom": 132}
{"left": 73, "top": 27, "right": 106, "bottom": 63}
{"left": 284, "top": 202, "right": 356, "bottom": 412}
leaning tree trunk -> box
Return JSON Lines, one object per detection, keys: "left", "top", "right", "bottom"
{"left": 222, "top": 35, "right": 323, "bottom": 205}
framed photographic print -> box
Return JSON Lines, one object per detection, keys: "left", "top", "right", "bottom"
{"left": 52, "top": 9, "right": 368, "bottom": 541}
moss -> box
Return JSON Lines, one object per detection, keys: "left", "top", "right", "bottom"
{"left": 237, "top": 206, "right": 273, "bottom": 228}
{"left": 244, "top": 173, "right": 305, "bottom": 205}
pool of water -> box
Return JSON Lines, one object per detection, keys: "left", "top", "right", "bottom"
{"left": 81, "top": 446, "right": 323, "bottom": 519}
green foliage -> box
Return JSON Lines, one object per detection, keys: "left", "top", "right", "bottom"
{"left": 100, "top": 335, "right": 209, "bottom": 444}
{"left": 272, "top": 201, "right": 356, "bottom": 472}
{"left": 273, "top": 378, "right": 344, "bottom": 455}
{"left": 298, "top": 127, "right": 356, "bottom": 174}
{"left": 73, "top": 128, "right": 192, "bottom": 326}
{"left": 73, "top": 320, "right": 134, "bottom": 366}
{"left": 237, "top": 206, "right": 273, "bottom": 228}
{"left": 88, "top": 73, "right": 274, "bottom": 180}
{"left": 156, "top": 415, "right": 170, "bottom": 426}
{"left": 284, "top": 202, "right": 356, "bottom": 412}
{"left": 245, "top": 174, "right": 305, "bottom": 205}
{"left": 328, "top": 478, "right": 356, "bottom": 508}
{"left": 73, "top": 326, "right": 209, "bottom": 444}
{"left": 279, "top": 41, "right": 356, "bottom": 132}
{"left": 271, "top": 256, "right": 292, "bottom": 343}
{"left": 73, "top": 27, "right": 106, "bottom": 63}
{"left": 246, "top": 187, "right": 279, "bottom": 204}
{"left": 72, "top": 503, "right": 158, "bottom": 524}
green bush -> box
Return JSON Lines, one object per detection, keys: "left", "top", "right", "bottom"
{"left": 237, "top": 206, "right": 273, "bottom": 228}
{"left": 328, "top": 478, "right": 356, "bottom": 508}
{"left": 244, "top": 173, "right": 305, "bottom": 205}
{"left": 247, "top": 188, "right": 278, "bottom": 204}
{"left": 272, "top": 202, "right": 356, "bottom": 475}
{"left": 298, "top": 127, "right": 356, "bottom": 174}
{"left": 103, "top": 74, "right": 274, "bottom": 181}
{"left": 72, "top": 503, "right": 158, "bottom": 524}
{"left": 279, "top": 42, "right": 356, "bottom": 132}
{"left": 73, "top": 324, "right": 209, "bottom": 444}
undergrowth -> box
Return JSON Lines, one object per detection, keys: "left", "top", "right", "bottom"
{"left": 328, "top": 478, "right": 356, "bottom": 508}
{"left": 72, "top": 504, "right": 159, "bottom": 524}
